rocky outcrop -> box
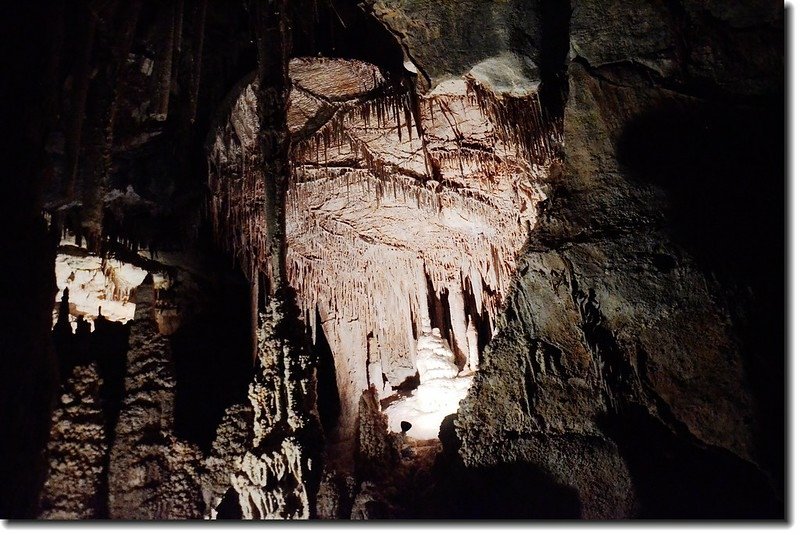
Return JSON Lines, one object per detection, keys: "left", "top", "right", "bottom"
{"left": 53, "top": 238, "right": 148, "bottom": 328}
{"left": 315, "top": 470, "right": 357, "bottom": 519}
{"left": 355, "top": 387, "right": 399, "bottom": 481}
{"left": 201, "top": 403, "right": 253, "bottom": 517}
{"left": 363, "top": 0, "right": 543, "bottom": 91}
{"left": 108, "top": 277, "right": 203, "bottom": 519}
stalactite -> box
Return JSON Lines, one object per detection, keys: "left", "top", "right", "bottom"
{"left": 465, "top": 76, "right": 564, "bottom": 166}
{"left": 79, "top": 0, "right": 143, "bottom": 252}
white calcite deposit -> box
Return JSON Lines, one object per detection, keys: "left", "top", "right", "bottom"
{"left": 53, "top": 247, "right": 148, "bottom": 329}
{"left": 384, "top": 329, "right": 473, "bottom": 440}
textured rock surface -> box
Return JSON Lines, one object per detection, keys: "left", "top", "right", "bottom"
{"left": 108, "top": 278, "right": 203, "bottom": 519}
{"left": 354, "top": 0, "right": 783, "bottom": 519}
{"left": 38, "top": 364, "right": 107, "bottom": 519}
{"left": 452, "top": 0, "right": 783, "bottom": 519}
{"left": 205, "top": 305, "right": 319, "bottom": 520}
{"left": 209, "top": 57, "right": 557, "bottom": 446}
{"left": 201, "top": 403, "right": 253, "bottom": 517}
{"left": 363, "top": 0, "right": 542, "bottom": 90}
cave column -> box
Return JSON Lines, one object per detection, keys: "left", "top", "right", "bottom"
{"left": 416, "top": 263, "right": 432, "bottom": 333}
{"left": 447, "top": 286, "right": 469, "bottom": 370}
{"left": 80, "top": 0, "right": 143, "bottom": 251}
{"left": 253, "top": 0, "right": 291, "bottom": 294}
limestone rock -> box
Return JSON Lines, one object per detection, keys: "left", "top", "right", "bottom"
{"left": 38, "top": 364, "right": 107, "bottom": 519}
{"left": 107, "top": 278, "right": 203, "bottom": 519}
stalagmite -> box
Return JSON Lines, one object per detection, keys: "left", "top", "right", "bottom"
{"left": 384, "top": 329, "right": 473, "bottom": 440}
{"left": 38, "top": 364, "right": 107, "bottom": 519}
{"left": 466, "top": 316, "right": 479, "bottom": 372}
{"left": 108, "top": 277, "right": 203, "bottom": 519}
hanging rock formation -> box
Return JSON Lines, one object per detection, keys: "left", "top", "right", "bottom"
{"left": 208, "top": 56, "right": 559, "bottom": 448}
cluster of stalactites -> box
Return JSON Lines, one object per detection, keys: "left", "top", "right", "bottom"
{"left": 285, "top": 168, "right": 528, "bottom": 380}
{"left": 208, "top": 149, "right": 270, "bottom": 282}
{"left": 207, "top": 62, "right": 562, "bottom": 435}
{"left": 464, "top": 76, "right": 563, "bottom": 166}
{"left": 291, "top": 86, "right": 422, "bottom": 185}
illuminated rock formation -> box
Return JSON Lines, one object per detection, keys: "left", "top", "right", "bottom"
{"left": 384, "top": 329, "right": 473, "bottom": 440}
{"left": 208, "top": 57, "right": 558, "bottom": 446}
{"left": 53, "top": 237, "right": 148, "bottom": 329}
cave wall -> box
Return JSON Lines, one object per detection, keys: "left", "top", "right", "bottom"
{"left": 358, "top": 0, "right": 785, "bottom": 519}
{"left": 460, "top": 0, "right": 784, "bottom": 518}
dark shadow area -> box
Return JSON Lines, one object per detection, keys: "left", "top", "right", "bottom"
{"left": 598, "top": 406, "right": 783, "bottom": 519}
{"left": 91, "top": 315, "right": 131, "bottom": 441}
{"left": 313, "top": 309, "right": 341, "bottom": 439}
{"left": 289, "top": 0, "right": 406, "bottom": 78}
{"left": 392, "top": 372, "right": 420, "bottom": 393}
{"left": 537, "top": 0, "right": 571, "bottom": 114}
{"left": 215, "top": 487, "right": 243, "bottom": 520}
{"left": 417, "top": 415, "right": 581, "bottom": 519}
{"left": 616, "top": 100, "right": 784, "bottom": 290}
{"left": 461, "top": 277, "right": 494, "bottom": 361}
{"left": 616, "top": 98, "right": 785, "bottom": 492}
{"left": 170, "top": 254, "right": 253, "bottom": 452}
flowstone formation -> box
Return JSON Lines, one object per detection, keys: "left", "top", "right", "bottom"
{"left": 208, "top": 56, "right": 559, "bottom": 447}
{"left": 384, "top": 329, "right": 473, "bottom": 440}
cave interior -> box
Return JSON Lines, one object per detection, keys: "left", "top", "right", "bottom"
{"left": 0, "top": 0, "right": 786, "bottom": 521}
